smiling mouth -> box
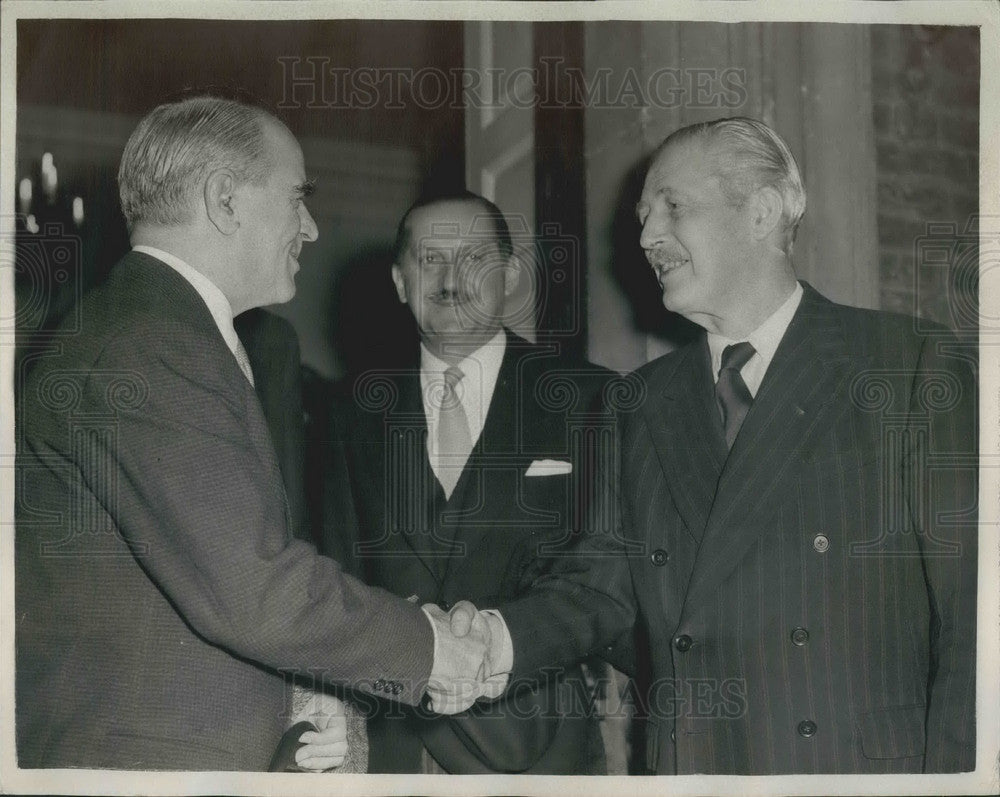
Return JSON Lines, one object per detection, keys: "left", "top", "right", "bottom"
{"left": 651, "top": 258, "right": 690, "bottom": 282}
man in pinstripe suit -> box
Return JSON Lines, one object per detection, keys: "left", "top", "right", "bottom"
{"left": 452, "top": 117, "right": 978, "bottom": 774}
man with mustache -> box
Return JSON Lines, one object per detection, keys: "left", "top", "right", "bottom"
{"left": 316, "top": 192, "right": 615, "bottom": 773}
{"left": 15, "top": 96, "right": 490, "bottom": 771}
{"left": 450, "top": 117, "right": 978, "bottom": 774}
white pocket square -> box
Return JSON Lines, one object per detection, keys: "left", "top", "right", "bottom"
{"left": 525, "top": 459, "right": 572, "bottom": 477}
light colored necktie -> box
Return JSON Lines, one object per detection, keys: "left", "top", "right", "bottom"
{"left": 436, "top": 365, "right": 472, "bottom": 497}
{"left": 233, "top": 339, "right": 256, "bottom": 387}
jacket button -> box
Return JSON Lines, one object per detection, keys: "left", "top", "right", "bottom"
{"left": 392, "top": 683, "right": 402, "bottom": 695}
{"left": 790, "top": 627, "right": 810, "bottom": 646}
{"left": 813, "top": 534, "right": 829, "bottom": 553}
{"left": 440, "top": 601, "right": 452, "bottom": 611}
{"left": 670, "top": 729, "right": 676, "bottom": 742}
{"left": 650, "top": 549, "right": 669, "bottom": 566}
{"left": 798, "top": 720, "right": 817, "bottom": 738}
{"left": 674, "top": 634, "right": 693, "bottom": 652}
{"left": 374, "top": 678, "right": 385, "bottom": 691}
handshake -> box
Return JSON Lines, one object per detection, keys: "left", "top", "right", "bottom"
{"left": 422, "top": 600, "right": 512, "bottom": 714}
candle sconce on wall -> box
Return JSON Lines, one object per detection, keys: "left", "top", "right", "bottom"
{"left": 17, "top": 151, "right": 85, "bottom": 236}
{"left": 12, "top": 151, "right": 87, "bottom": 355}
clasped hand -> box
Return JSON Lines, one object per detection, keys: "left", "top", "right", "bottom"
{"left": 423, "top": 600, "right": 508, "bottom": 714}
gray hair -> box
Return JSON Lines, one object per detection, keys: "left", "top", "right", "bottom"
{"left": 118, "top": 96, "right": 273, "bottom": 231}
{"left": 658, "top": 117, "right": 807, "bottom": 252}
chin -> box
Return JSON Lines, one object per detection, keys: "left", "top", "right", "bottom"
{"left": 661, "top": 284, "right": 696, "bottom": 315}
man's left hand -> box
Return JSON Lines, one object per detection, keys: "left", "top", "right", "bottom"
{"left": 293, "top": 692, "right": 348, "bottom": 771}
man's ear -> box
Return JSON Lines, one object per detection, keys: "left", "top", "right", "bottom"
{"left": 748, "top": 185, "right": 784, "bottom": 243}
{"left": 390, "top": 264, "right": 408, "bottom": 304}
{"left": 502, "top": 256, "right": 520, "bottom": 297}
{"left": 204, "top": 169, "right": 239, "bottom": 235}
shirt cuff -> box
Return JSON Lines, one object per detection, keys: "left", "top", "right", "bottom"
{"left": 481, "top": 609, "right": 514, "bottom": 674}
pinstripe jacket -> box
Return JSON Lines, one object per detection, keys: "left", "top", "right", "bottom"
{"left": 15, "top": 252, "right": 434, "bottom": 770}
{"left": 501, "top": 283, "right": 978, "bottom": 774}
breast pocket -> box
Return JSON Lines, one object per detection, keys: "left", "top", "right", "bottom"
{"left": 518, "top": 469, "right": 571, "bottom": 530}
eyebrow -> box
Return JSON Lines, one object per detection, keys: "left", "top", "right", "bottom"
{"left": 294, "top": 179, "right": 316, "bottom": 198}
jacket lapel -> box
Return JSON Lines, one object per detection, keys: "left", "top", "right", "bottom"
{"left": 472, "top": 332, "right": 521, "bottom": 458}
{"left": 356, "top": 371, "right": 455, "bottom": 586}
{"left": 680, "top": 285, "right": 855, "bottom": 614}
{"left": 127, "top": 254, "right": 292, "bottom": 537}
{"left": 642, "top": 336, "right": 727, "bottom": 544}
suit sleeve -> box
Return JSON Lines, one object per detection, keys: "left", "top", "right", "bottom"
{"left": 909, "top": 335, "right": 978, "bottom": 772}
{"left": 82, "top": 329, "right": 433, "bottom": 705}
{"left": 498, "top": 390, "right": 638, "bottom": 679}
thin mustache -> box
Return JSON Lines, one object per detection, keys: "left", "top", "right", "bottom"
{"left": 427, "top": 290, "right": 471, "bottom": 302}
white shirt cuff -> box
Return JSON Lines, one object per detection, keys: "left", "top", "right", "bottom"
{"left": 481, "top": 609, "right": 514, "bottom": 674}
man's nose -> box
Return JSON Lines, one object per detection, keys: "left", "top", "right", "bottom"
{"left": 440, "top": 262, "right": 458, "bottom": 292}
{"left": 299, "top": 204, "right": 319, "bottom": 242}
{"left": 639, "top": 211, "right": 668, "bottom": 252}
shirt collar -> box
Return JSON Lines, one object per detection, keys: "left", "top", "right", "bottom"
{"left": 707, "top": 281, "right": 803, "bottom": 376}
{"left": 420, "top": 328, "right": 507, "bottom": 380}
{"left": 419, "top": 328, "right": 507, "bottom": 428}
{"left": 132, "top": 245, "right": 240, "bottom": 356}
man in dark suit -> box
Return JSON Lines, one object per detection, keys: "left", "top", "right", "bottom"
{"left": 450, "top": 117, "right": 978, "bottom": 774}
{"left": 14, "top": 96, "right": 491, "bottom": 771}
{"left": 316, "top": 192, "right": 614, "bottom": 773}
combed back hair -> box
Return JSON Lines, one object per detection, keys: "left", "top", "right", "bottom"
{"left": 658, "top": 117, "right": 807, "bottom": 252}
{"left": 392, "top": 191, "right": 513, "bottom": 264}
{"left": 118, "top": 96, "right": 273, "bottom": 231}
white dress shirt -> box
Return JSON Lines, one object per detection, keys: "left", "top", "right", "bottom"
{"left": 419, "top": 328, "right": 506, "bottom": 491}
{"left": 706, "top": 281, "right": 803, "bottom": 395}
{"left": 132, "top": 245, "right": 252, "bottom": 383}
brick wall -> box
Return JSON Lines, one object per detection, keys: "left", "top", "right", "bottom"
{"left": 872, "top": 25, "right": 979, "bottom": 332}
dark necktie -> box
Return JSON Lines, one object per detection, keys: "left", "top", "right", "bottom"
{"left": 715, "top": 341, "right": 756, "bottom": 449}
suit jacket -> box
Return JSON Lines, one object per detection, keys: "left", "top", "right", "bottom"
{"left": 15, "top": 252, "right": 433, "bottom": 771}
{"left": 319, "top": 331, "right": 614, "bottom": 773}
{"left": 501, "top": 284, "right": 978, "bottom": 774}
